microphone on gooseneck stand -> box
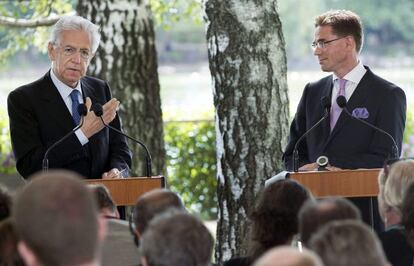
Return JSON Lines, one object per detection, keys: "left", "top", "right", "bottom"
{"left": 90, "top": 103, "right": 153, "bottom": 177}
{"left": 42, "top": 104, "right": 88, "bottom": 172}
{"left": 336, "top": 95, "right": 399, "bottom": 159}
{"left": 292, "top": 96, "right": 332, "bottom": 172}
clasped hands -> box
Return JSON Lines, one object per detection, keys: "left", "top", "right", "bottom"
{"left": 299, "top": 162, "right": 342, "bottom": 171}
{"left": 79, "top": 97, "right": 124, "bottom": 179}
{"left": 80, "top": 97, "right": 119, "bottom": 138}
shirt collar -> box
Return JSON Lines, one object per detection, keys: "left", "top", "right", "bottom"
{"left": 332, "top": 61, "right": 366, "bottom": 84}
{"left": 50, "top": 69, "right": 82, "bottom": 99}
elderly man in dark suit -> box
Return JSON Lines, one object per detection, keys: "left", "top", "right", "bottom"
{"left": 283, "top": 10, "right": 406, "bottom": 171}
{"left": 8, "top": 15, "right": 131, "bottom": 179}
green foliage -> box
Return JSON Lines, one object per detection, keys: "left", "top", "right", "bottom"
{"left": 0, "top": 108, "right": 17, "bottom": 174}
{"left": 150, "top": 0, "right": 203, "bottom": 29}
{"left": 164, "top": 120, "right": 217, "bottom": 220}
{"left": 0, "top": 0, "right": 74, "bottom": 67}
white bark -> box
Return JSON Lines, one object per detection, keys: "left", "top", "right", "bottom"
{"left": 204, "top": 0, "right": 289, "bottom": 262}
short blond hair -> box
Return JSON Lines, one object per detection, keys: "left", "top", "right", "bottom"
{"left": 383, "top": 160, "right": 414, "bottom": 210}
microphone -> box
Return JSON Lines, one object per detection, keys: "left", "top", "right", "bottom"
{"left": 292, "top": 96, "right": 331, "bottom": 172}
{"left": 42, "top": 104, "right": 88, "bottom": 172}
{"left": 336, "top": 95, "right": 399, "bottom": 158}
{"left": 90, "top": 103, "right": 152, "bottom": 177}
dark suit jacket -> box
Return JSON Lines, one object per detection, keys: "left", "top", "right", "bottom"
{"left": 7, "top": 71, "right": 132, "bottom": 178}
{"left": 379, "top": 226, "right": 414, "bottom": 266}
{"left": 283, "top": 66, "right": 406, "bottom": 170}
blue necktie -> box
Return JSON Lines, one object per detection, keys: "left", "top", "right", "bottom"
{"left": 70, "top": 90, "right": 81, "bottom": 125}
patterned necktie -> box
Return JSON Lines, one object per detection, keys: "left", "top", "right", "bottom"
{"left": 70, "top": 90, "right": 81, "bottom": 125}
{"left": 330, "top": 79, "right": 347, "bottom": 131}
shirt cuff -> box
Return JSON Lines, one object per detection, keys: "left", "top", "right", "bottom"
{"left": 75, "top": 128, "right": 89, "bottom": 145}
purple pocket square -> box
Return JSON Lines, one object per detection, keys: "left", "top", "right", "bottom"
{"left": 352, "top": 107, "right": 369, "bottom": 119}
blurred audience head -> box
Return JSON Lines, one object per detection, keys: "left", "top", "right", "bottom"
{"left": 13, "top": 170, "right": 103, "bottom": 266}
{"left": 140, "top": 209, "right": 213, "bottom": 266}
{"left": 377, "top": 168, "right": 401, "bottom": 228}
{"left": 0, "top": 185, "right": 12, "bottom": 221}
{"left": 401, "top": 182, "right": 414, "bottom": 248}
{"left": 89, "top": 184, "right": 119, "bottom": 219}
{"left": 248, "top": 179, "right": 311, "bottom": 260}
{"left": 299, "top": 197, "right": 361, "bottom": 246}
{"left": 131, "top": 188, "right": 185, "bottom": 244}
{"left": 0, "top": 218, "right": 25, "bottom": 266}
{"left": 253, "top": 246, "right": 323, "bottom": 266}
{"left": 309, "top": 220, "right": 389, "bottom": 266}
{"left": 383, "top": 159, "right": 414, "bottom": 210}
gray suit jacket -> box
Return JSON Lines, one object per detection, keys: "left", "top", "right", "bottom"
{"left": 101, "top": 219, "right": 140, "bottom": 266}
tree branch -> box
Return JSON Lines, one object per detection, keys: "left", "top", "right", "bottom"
{"left": 0, "top": 14, "right": 71, "bottom": 28}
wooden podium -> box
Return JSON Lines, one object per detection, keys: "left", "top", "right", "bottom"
{"left": 86, "top": 176, "right": 165, "bottom": 206}
{"left": 288, "top": 169, "right": 381, "bottom": 198}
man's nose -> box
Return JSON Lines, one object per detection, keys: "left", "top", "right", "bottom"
{"left": 313, "top": 46, "right": 322, "bottom": 56}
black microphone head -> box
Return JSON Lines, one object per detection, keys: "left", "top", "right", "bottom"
{"left": 336, "top": 95, "right": 347, "bottom": 108}
{"left": 77, "top": 104, "right": 88, "bottom": 116}
{"left": 91, "top": 103, "right": 103, "bottom": 117}
{"left": 321, "top": 96, "right": 331, "bottom": 109}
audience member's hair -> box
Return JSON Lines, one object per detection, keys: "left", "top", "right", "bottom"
{"left": 299, "top": 197, "right": 361, "bottom": 246}
{"left": 377, "top": 168, "right": 401, "bottom": 227}
{"left": 0, "top": 218, "right": 25, "bottom": 266}
{"left": 132, "top": 188, "right": 185, "bottom": 234}
{"left": 314, "top": 9, "right": 363, "bottom": 52}
{"left": 401, "top": 182, "right": 414, "bottom": 248}
{"left": 0, "top": 185, "right": 12, "bottom": 221}
{"left": 383, "top": 159, "right": 414, "bottom": 210}
{"left": 89, "top": 184, "right": 117, "bottom": 215}
{"left": 253, "top": 246, "right": 323, "bottom": 266}
{"left": 13, "top": 170, "right": 100, "bottom": 266}
{"left": 140, "top": 210, "right": 213, "bottom": 266}
{"left": 309, "top": 220, "right": 389, "bottom": 266}
{"left": 248, "top": 179, "right": 311, "bottom": 260}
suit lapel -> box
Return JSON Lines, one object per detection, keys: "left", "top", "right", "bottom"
{"left": 321, "top": 79, "right": 333, "bottom": 140}
{"left": 39, "top": 72, "right": 75, "bottom": 132}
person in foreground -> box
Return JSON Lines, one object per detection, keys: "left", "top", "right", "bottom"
{"left": 283, "top": 9, "right": 406, "bottom": 171}
{"left": 89, "top": 184, "right": 139, "bottom": 266}
{"left": 253, "top": 246, "right": 323, "bottom": 266}
{"left": 8, "top": 15, "right": 131, "bottom": 179}
{"left": 139, "top": 209, "right": 214, "bottom": 266}
{"left": 309, "top": 220, "right": 389, "bottom": 266}
{"left": 13, "top": 170, "right": 106, "bottom": 266}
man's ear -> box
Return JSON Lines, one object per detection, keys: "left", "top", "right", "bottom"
{"left": 18, "top": 241, "right": 40, "bottom": 266}
{"left": 48, "top": 42, "right": 56, "bottom": 61}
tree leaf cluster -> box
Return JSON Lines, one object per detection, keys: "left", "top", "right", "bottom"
{"left": 164, "top": 120, "right": 217, "bottom": 220}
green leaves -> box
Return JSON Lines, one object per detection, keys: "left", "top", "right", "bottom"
{"left": 165, "top": 120, "right": 217, "bottom": 220}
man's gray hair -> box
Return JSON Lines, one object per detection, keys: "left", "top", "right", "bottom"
{"left": 50, "top": 15, "right": 101, "bottom": 53}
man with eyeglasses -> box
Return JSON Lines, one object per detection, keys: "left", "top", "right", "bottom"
{"left": 7, "top": 15, "right": 131, "bottom": 179}
{"left": 283, "top": 9, "right": 406, "bottom": 171}
{"left": 282, "top": 10, "right": 406, "bottom": 232}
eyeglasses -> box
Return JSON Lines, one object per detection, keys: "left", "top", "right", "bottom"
{"left": 57, "top": 45, "right": 92, "bottom": 60}
{"left": 383, "top": 157, "right": 414, "bottom": 177}
{"left": 311, "top": 36, "right": 347, "bottom": 49}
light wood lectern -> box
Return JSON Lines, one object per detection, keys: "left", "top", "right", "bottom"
{"left": 86, "top": 176, "right": 165, "bottom": 206}
{"left": 288, "top": 169, "right": 381, "bottom": 198}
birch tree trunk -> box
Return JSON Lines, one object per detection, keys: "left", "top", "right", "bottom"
{"left": 77, "top": 0, "right": 165, "bottom": 176}
{"left": 203, "top": 0, "right": 289, "bottom": 262}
